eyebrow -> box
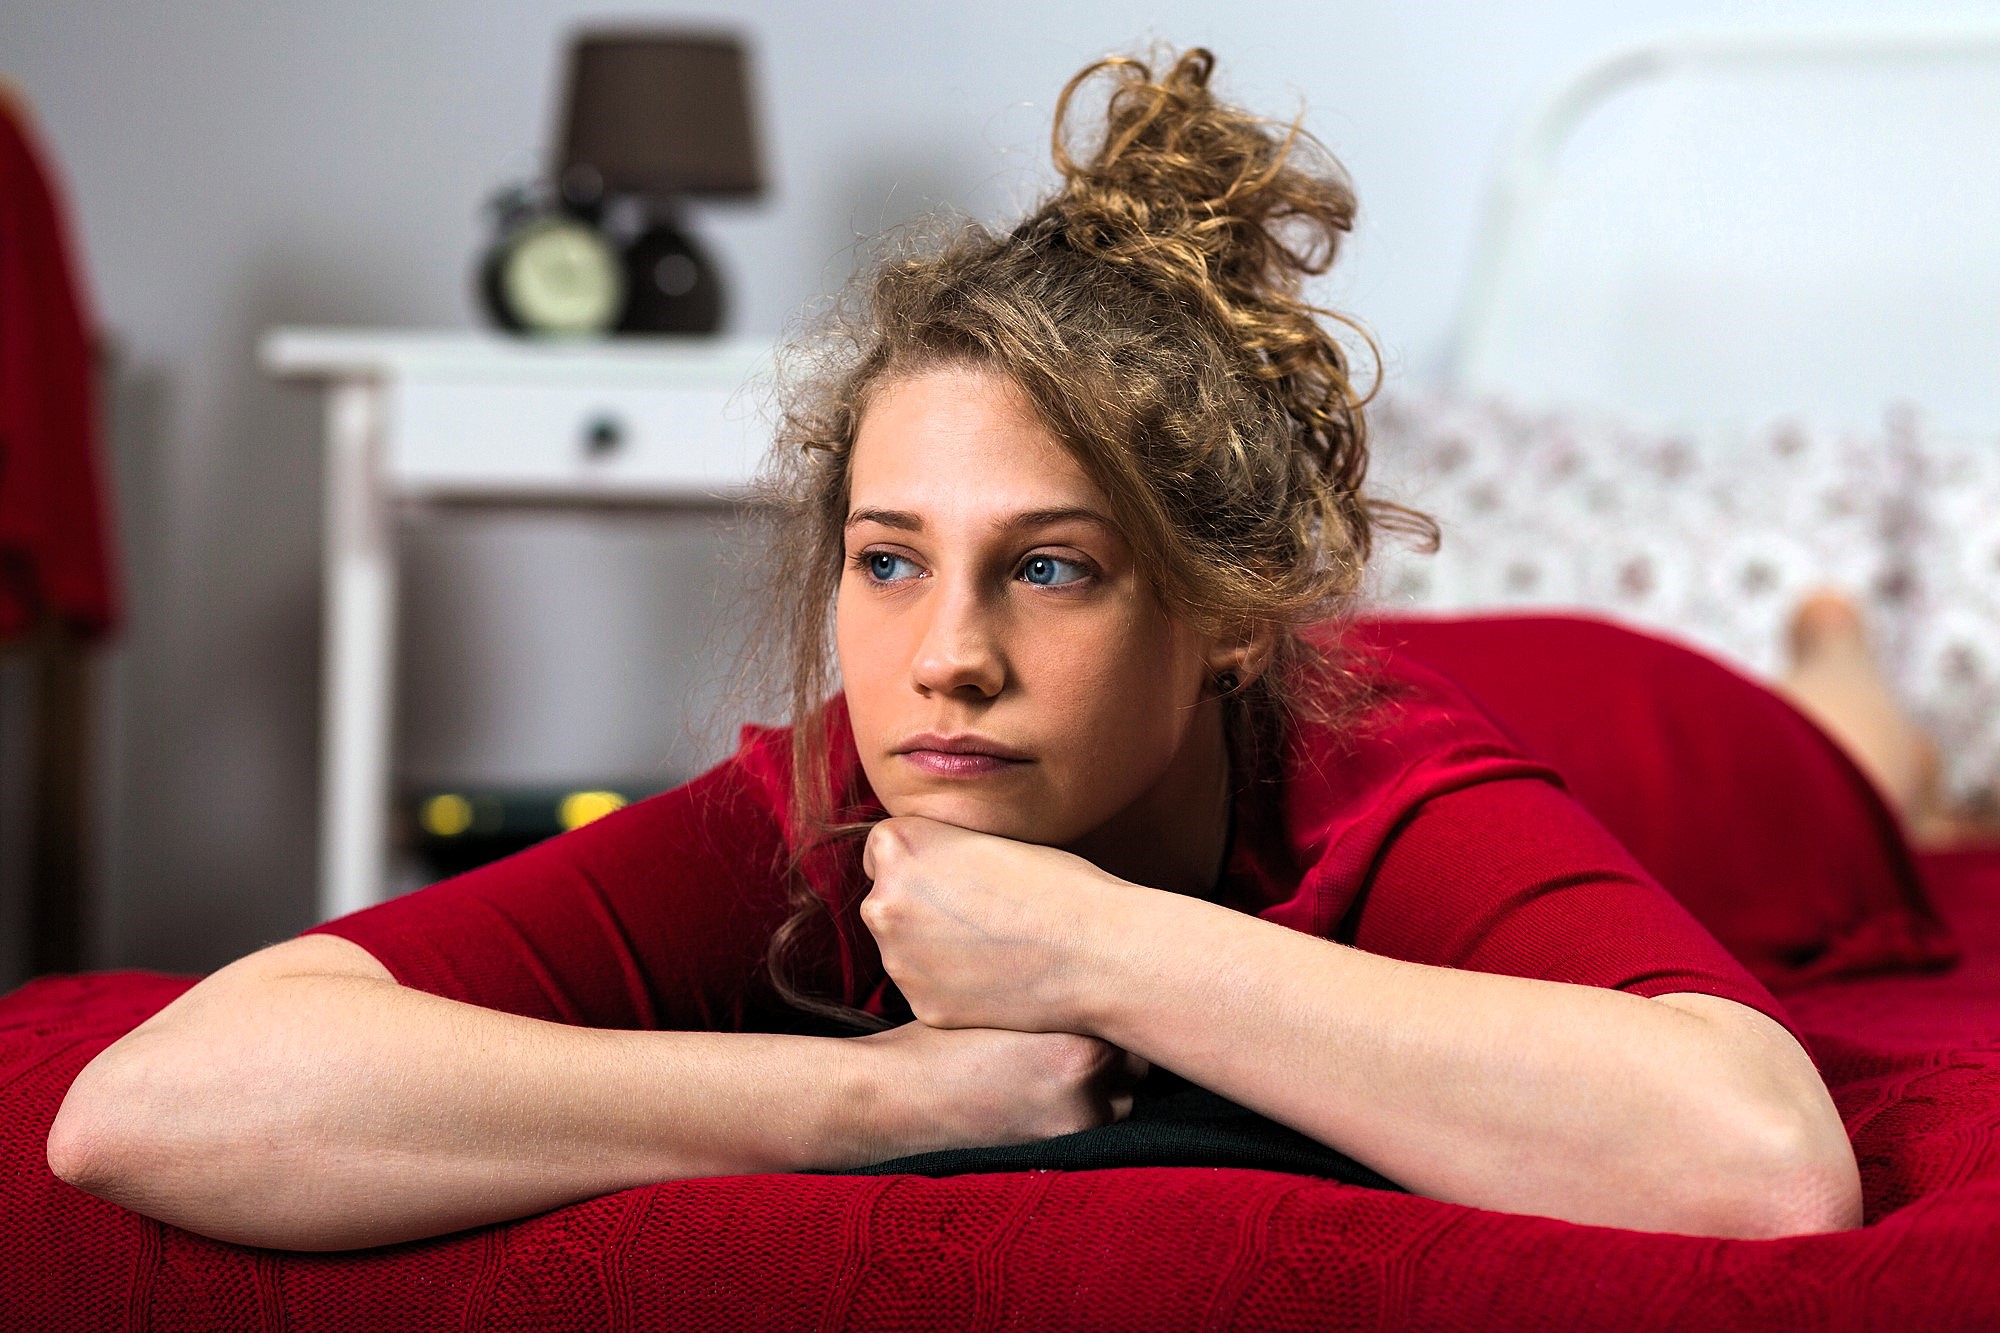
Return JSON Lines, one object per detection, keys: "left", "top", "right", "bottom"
{"left": 844, "top": 505, "right": 1117, "bottom": 535}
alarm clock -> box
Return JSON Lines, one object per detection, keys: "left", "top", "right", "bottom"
{"left": 478, "top": 187, "right": 626, "bottom": 336}
{"left": 617, "top": 216, "right": 724, "bottom": 334}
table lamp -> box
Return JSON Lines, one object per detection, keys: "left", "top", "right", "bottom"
{"left": 555, "top": 30, "right": 765, "bottom": 335}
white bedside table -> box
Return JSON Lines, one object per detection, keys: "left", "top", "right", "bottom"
{"left": 261, "top": 329, "right": 775, "bottom": 922}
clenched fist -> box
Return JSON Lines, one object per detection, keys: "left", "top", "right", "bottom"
{"left": 843, "top": 1021, "right": 1152, "bottom": 1165}
{"left": 858, "top": 815, "right": 1132, "bottom": 1035}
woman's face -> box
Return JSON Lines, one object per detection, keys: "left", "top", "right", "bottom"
{"left": 835, "top": 364, "right": 1223, "bottom": 850}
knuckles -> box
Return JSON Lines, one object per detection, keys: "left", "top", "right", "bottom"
{"left": 1040, "top": 1107, "right": 1094, "bottom": 1138}
{"left": 863, "top": 818, "right": 918, "bottom": 872}
{"left": 1041, "top": 1032, "right": 1107, "bottom": 1081}
{"left": 905, "top": 988, "right": 973, "bottom": 1030}
{"left": 1037, "top": 1053, "right": 1113, "bottom": 1136}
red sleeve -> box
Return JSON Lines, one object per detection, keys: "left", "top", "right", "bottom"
{"left": 301, "top": 746, "right": 804, "bottom": 1033}
{"left": 1349, "top": 777, "right": 1801, "bottom": 1041}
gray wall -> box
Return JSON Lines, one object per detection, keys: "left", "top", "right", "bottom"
{"left": 0, "top": 0, "right": 1981, "bottom": 981}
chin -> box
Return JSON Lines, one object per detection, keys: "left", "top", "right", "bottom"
{"left": 886, "top": 790, "right": 1060, "bottom": 843}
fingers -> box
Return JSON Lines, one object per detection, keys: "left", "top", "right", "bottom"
{"left": 865, "top": 815, "right": 940, "bottom": 857}
{"left": 1086, "top": 1040, "right": 1149, "bottom": 1085}
{"left": 861, "top": 817, "right": 913, "bottom": 882}
{"left": 1086, "top": 1044, "right": 1149, "bottom": 1129}
{"left": 861, "top": 820, "right": 886, "bottom": 880}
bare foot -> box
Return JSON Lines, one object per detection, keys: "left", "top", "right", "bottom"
{"left": 1776, "top": 589, "right": 1953, "bottom": 843}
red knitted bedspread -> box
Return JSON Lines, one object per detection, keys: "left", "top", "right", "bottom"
{"left": 10, "top": 852, "right": 2000, "bottom": 1331}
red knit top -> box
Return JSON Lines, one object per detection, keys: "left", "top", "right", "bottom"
{"left": 304, "top": 628, "right": 1791, "bottom": 1039}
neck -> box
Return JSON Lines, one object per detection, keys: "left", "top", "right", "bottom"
{"left": 1063, "top": 702, "right": 1233, "bottom": 896}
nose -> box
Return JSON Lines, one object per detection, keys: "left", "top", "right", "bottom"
{"left": 910, "top": 574, "right": 1007, "bottom": 699}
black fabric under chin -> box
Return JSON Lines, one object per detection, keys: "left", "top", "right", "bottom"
{"left": 800, "top": 1055, "right": 1402, "bottom": 1190}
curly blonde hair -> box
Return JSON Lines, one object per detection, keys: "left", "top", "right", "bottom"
{"left": 744, "top": 45, "right": 1430, "bottom": 1029}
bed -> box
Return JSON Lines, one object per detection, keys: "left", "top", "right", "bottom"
{"left": 6, "top": 848, "right": 1999, "bottom": 1328}
{"left": 11, "top": 27, "right": 2000, "bottom": 1332}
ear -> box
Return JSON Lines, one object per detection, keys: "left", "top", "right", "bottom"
{"left": 1203, "top": 621, "right": 1279, "bottom": 691}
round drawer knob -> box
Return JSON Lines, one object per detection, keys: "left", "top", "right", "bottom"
{"left": 583, "top": 414, "right": 626, "bottom": 457}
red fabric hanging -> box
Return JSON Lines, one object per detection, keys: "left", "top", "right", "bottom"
{"left": 0, "top": 87, "right": 119, "bottom": 641}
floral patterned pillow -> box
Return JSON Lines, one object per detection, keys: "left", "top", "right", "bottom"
{"left": 1900, "top": 426, "right": 2000, "bottom": 817}
{"left": 1361, "top": 386, "right": 1998, "bottom": 814}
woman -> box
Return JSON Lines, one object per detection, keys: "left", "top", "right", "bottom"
{"left": 47, "top": 48, "right": 1862, "bottom": 1250}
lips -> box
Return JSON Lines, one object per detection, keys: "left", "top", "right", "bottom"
{"left": 895, "top": 732, "right": 1032, "bottom": 760}
{"left": 895, "top": 732, "right": 1032, "bottom": 778}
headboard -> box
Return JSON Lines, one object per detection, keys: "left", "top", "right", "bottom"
{"left": 1450, "top": 25, "right": 2000, "bottom": 432}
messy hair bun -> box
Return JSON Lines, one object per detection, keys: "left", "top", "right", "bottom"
{"left": 1044, "top": 46, "right": 1371, "bottom": 498}
{"left": 751, "top": 45, "right": 1426, "bottom": 1027}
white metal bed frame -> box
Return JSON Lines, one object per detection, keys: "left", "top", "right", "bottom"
{"left": 1451, "top": 23, "right": 2000, "bottom": 398}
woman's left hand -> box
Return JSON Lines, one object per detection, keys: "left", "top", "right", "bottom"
{"left": 859, "top": 816, "right": 1129, "bottom": 1035}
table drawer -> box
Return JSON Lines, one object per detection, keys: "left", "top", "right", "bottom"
{"left": 387, "top": 379, "right": 771, "bottom": 499}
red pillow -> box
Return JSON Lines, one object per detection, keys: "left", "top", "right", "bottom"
{"left": 1352, "top": 613, "right": 1957, "bottom": 989}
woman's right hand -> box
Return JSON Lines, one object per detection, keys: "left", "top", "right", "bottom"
{"left": 844, "top": 1021, "right": 1150, "bottom": 1166}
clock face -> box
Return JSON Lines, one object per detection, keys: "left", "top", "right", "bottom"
{"left": 500, "top": 218, "right": 624, "bottom": 334}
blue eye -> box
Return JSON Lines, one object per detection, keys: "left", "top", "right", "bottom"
{"left": 861, "top": 551, "right": 919, "bottom": 582}
{"left": 1020, "top": 555, "right": 1087, "bottom": 587}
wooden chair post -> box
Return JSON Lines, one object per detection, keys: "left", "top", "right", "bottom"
{"left": 27, "top": 614, "right": 90, "bottom": 976}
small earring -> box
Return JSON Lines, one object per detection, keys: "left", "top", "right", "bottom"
{"left": 1214, "top": 670, "right": 1240, "bottom": 695}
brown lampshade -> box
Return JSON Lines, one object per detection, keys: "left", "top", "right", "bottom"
{"left": 555, "top": 30, "right": 764, "bottom": 201}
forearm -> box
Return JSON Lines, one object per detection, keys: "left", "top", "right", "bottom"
{"left": 49, "top": 974, "right": 885, "bottom": 1251}
{"left": 1080, "top": 887, "right": 1854, "bottom": 1236}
